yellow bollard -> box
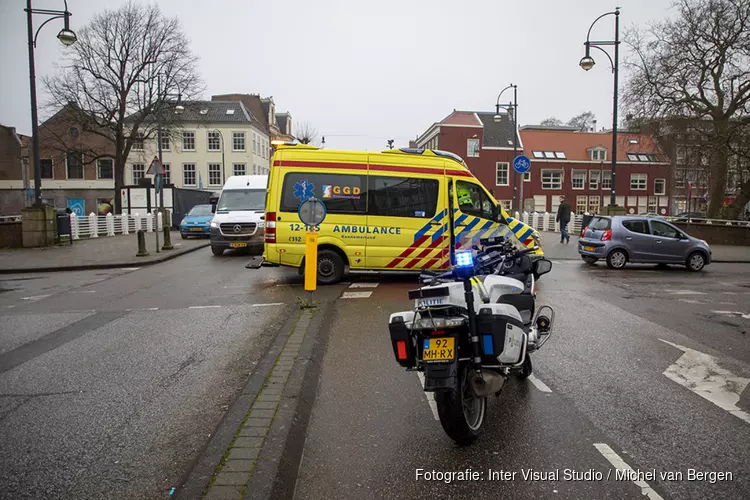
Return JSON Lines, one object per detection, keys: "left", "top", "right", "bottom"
{"left": 304, "top": 231, "right": 318, "bottom": 292}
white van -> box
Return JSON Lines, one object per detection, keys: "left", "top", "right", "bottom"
{"left": 210, "top": 175, "right": 268, "bottom": 255}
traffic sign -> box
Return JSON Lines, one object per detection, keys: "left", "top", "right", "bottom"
{"left": 147, "top": 156, "right": 165, "bottom": 175}
{"left": 513, "top": 155, "right": 531, "bottom": 174}
{"left": 298, "top": 198, "right": 326, "bottom": 226}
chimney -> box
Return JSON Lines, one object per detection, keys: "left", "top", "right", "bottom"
{"left": 592, "top": 119, "right": 597, "bottom": 132}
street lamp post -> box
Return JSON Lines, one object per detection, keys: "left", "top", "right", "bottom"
{"left": 493, "top": 84, "right": 518, "bottom": 212}
{"left": 155, "top": 73, "right": 183, "bottom": 251}
{"left": 25, "top": 0, "right": 77, "bottom": 207}
{"left": 580, "top": 8, "right": 620, "bottom": 211}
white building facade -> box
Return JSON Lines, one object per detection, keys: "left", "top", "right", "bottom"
{"left": 125, "top": 100, "right": 271, "bottom": 192}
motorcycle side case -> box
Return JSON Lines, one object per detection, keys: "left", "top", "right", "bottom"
{"left": 388, "top": 311, "right": 417, "bottom": 368}
{"left": 476, "top": 304, "right": 527, "bottom": 365}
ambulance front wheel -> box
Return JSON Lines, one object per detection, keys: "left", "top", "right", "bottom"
{"left": 317, "top": 249, "right": 345, "bottom": 285}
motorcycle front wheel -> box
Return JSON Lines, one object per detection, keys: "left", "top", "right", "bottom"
{"left": 435, "top": 364, "right": 487, "bottom": 445}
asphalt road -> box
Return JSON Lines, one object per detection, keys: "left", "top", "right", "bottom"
{"left": 0, "top": 248, "right": 339, "bottom": 500}
{"left": 294, "top": 261, "right": 750, "bottom": 500}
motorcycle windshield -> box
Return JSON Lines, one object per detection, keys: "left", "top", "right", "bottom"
{"left": 456, "top": 219, "right": 526, "bottom": 253}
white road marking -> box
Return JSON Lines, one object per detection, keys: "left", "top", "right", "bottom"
{"left": 189, "top": 305, "right": 221, "bottom": 309}
{"left": 349, "top": 282, "right": 379, "bottom": 288}
{"left": 416, "top": 372, "right": 440, "bottom": 420}
{"left": 252, "top": 302, "right": 284, "bottom": 307}
{"left": 594, "top": 443, "right": 663, "bottom": 500}
{"left": 659, "top": 339, "right": 750, "bottom": 424}
{"left": 664, "top": 289, "right": 706, "bottom": 295}
{"left": 341, "top": 291, "right": 373, "bottom": 299}
{"left": 678, "top": 299, "right": 703, "bottom": 304}
{"left": 224, "top": 285, "right": 252, "bottom": 289}
{"left": 528, "top": 374, "right": 552, "bottom": 393}
{"left": 119, "top": 267, "right": 141, "bottom": 271}
{"left": 72, "top": 290, "right": 97, "bottom": 294}
{"left": 711, "top": 310, "right": 750, "bottom": 319}
{"left": 21, "top": 294, "right": 50, "bottom": 301}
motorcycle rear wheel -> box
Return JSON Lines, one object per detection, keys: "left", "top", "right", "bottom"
{"left": 436, "top": 365, "right": 487, "bottom": 445}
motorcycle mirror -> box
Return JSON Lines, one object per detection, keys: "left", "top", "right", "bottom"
{"left": 534, "top": 258, "right": 552, "bottom": 276}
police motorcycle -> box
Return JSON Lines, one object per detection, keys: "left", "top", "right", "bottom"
{"left": 388, "top": 238, "right": 554, "bottom": 444}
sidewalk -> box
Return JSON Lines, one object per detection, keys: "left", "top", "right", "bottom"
{"left": 0, "top": 232, "right": 210, "bottom": 273}
{"left": 538, "top": 231, "right": 750, "bottom": 263}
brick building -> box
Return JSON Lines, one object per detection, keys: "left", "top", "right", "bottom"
{"left": 414, "top": 111, "right": 671, "bottom": 215}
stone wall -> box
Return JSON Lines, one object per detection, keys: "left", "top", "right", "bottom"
{"left": 674, "top": 222, "right": 750, "bottom": 246}
{"left": 0, "top": 221, "right": 23, "bottom": 248}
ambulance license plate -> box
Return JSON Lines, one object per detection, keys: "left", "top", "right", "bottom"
{"left": 422, "top": 337, "right": 455, "bottom": 362}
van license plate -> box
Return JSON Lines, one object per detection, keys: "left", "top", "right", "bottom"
{"left": 230, "top": 242, "right": 247, "bottom": 248}
{"left": 584, "top": 246, "right": 595, "bottom": 252}
{"left": 423, "top": 337, "right": 455, "bottom": 361}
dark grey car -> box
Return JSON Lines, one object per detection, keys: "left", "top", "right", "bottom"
{"left": 578, "top": 216, "right": 712, "bottom": 271}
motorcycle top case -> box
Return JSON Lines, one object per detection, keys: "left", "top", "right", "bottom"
{"left": 476, "top": 304, "right": 526, "bottom": 365}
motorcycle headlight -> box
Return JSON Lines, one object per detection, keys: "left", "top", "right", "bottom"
{"left": 210, "top": 220, "right": 219, "bottom": 228}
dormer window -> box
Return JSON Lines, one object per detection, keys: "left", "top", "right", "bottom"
{"left": 590, "top": 148, "right": 606, "bottom": 161}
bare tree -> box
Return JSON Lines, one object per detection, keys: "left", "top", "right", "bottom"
{"left": 44, "top": 1, "right": 202, "bottom": 212}
{"left": 540, "top": 117, "right": 564, "bottom": 127}
{"left": 623, "top": 0, "right": 750, "bottom": 218}
{"left": 566, "top": 111, "right": 597, "bottom": 132}
{"left": 295, "top": 122, "right": 319, "bottom": 145}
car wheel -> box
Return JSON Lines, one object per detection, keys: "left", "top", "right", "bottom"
{"left": 181, "top": 233, "right": 187, "bottom": 240}
{"left": 606, "top": 249, "right": 627, "bottom": 269}
{"left": 211, "top": 246, "right": 224, "bottom": 256}
{"left": 316, "top": 249, "right": 345, "bottom": 285}
{"left": 687, "top": 252, "right": 706, "bottom": 272}
{"left": 582, "top": 256, "right": 598, "bottom": 265}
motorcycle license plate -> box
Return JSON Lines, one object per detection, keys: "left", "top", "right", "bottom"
{"left": 584, "top": 246, "right": 595, "bottom": 251}
{"left": 423, "top": 337, "right": 455, "bottom": 362}
{"left": 230, "top": 242, "right": 247, "bottom": 248}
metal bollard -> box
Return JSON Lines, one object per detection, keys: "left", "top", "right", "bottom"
{"left": 161, "top": 210, "right": 174, "bottom": 250}
{"left": 136, "top": 229, "right": 150, "bottom": 257}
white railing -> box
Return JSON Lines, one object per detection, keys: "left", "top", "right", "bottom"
{"left": 511, "top": 211, "right": 583, "bottom": 234}
{"left": 70, "top": 212, "right": 164, "bottom": 240}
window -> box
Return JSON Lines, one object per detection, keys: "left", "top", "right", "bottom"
{"left": 40, "top": 159, "right": 53, "bottom": 179}
{"left": 589, "top": 170, "right": 600, "bottom": 189}
{"left": 208, "top": 131, "right": 221, "bottom": 151}
{"left": 648, "top": 196, "right": 658, "bottom": 213}
{"left": 467, "top": 138, "right": 480, "bottom": 157}
{"left": 163, "top": 164, "right": 171, "bottom": 185}
{"left": 555, "top": 151, "right": 566, "bottom": 159}
{"left": 602, "top": 171, "right": 612, "bottom": 189}
{"left": 97, "top": 158, "right": 113, "bottom": 179}
{"left": 576, "top": 196, "right": 587, "bottom": 214}
{"left": 523, "top": 171, "right": 531, "bottom": 182}
{"left": 160, "top": 134, "right": 170, "bottom": 152}
{"left": 495, "top": 162, "right": 509, "bottom": 186}
{"left": 544, "top": 151, "right": 556, "bottom": 159}
{"left": 233, "top": 132, "right": 246, "bottom": 151}
{"left": 651, "top": 220, "right": 680, "bottom": 239}
{"left": 572, "top": 171, "right": 586, "bottom": 189}
{"left": 253, "top": 134, "right": 257, "bottom": 154}
{"left": 630, "top": 174, "right": 647, "bottom": 190}
{"left": 132, "top": 163, "right": 145, "bottom": 184}
{"left": 499, "top": 200, "right": 512, "bottom": 210}
{"left": 183, "top": 163, "right": 196, "bottom": 186}
{"left": 456, "top": 181, "right": 495, "bottom": 220}
{"left": 588, "top": 196, "right": 600, "bottom": 214}
{"left": 654, "top": 178, "right": 666, "bottom": 195}
{"left": 208, "top": 163, "right": 222, "bottom": 186}
{"left": 133, "top": 133, "right": 144, "bottom": 151}
{"left": 233, "top": 163, "right": 246, "bottom": 176}
{"left": 369, "top": 177, "right": 439, "bottom": 218}
{"left": 591, "top": 149, "right": 606, "bottom": 161}
{"left": 252, "top": 164, "right": 257, "bottom": 175}
{"left": 183, "top": 131, "right": 195, "bottom": 151}
{"left": 542, "top": 170, "right": 562, "bottom": 189}
{"left": 281, "top": 173, "right": 366, "bottom": 214}
{"left": 217, "top": 189, "right": 266, "bottom": 211}
{"left": 589, "top": 217, "right": 611, "bottom": 230}
{"left": 532, "top": 151, "right": 545, "bottom": 159}
{"left": 66, "top": 150, "right": 83, "bottom": 179}
{"left": 622, "top": 220, "right": 650, "bottom": 234}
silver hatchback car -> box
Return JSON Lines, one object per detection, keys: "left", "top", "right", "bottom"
{"left": 578, "top": 216, "right": 712, "bottom": 271}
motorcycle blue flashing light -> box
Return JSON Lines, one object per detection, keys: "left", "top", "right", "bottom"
{"left": 456, "top": 251, "right": 473, "bottom": 268}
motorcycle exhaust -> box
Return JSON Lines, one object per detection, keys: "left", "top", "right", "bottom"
{"left": 470, "top": 370, "right": 506, "bottom": 397}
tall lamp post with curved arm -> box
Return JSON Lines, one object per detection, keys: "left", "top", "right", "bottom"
{"left": 580, "top": 8, "right": 621, "bottom": 211}
{"left": 25, "top": 0, "right": 77, "bottom": 207}
{"left": 493, "top": 84, "right": 518, "bottom": 211}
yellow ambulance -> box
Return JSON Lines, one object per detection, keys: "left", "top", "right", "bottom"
{"left": 263, "top": 144, "right": 543, "bottom": 284}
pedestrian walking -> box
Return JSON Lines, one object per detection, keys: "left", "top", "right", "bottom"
{"left": 556, "top": 195, "right": 572, "bottom": 243}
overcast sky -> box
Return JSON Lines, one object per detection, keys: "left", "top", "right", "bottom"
{"left": 0, "top": 0, "right": 675, "bottom": 151}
